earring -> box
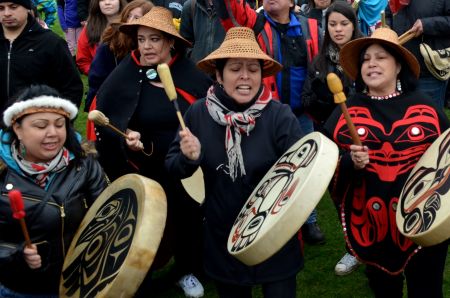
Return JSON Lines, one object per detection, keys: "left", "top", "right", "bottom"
{"left": 170, "top": 45, "right": 175, "bottom": 50}
{"left": 19, "top": 141, "right": 26, "bottom": 157}
{"left": 218, "top": 83, "right": 224, "bottom": 89}
{"left": 396, "top": 79, "right": 402, "bottom": 92}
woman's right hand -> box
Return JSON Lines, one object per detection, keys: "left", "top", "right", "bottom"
{"left": 179, "top": 128, "right": 201, "bottom": 161}
{"left": 23, "top": 244, "right": 41, "bottom": 269}
{"left": 125, "top": 129, "right": 144, "bottom": 151}
{"left": 350, "top": 144, "right": 369, "bottom": 170}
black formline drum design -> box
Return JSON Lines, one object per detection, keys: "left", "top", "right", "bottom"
{"left": 397, "top": 128, "right": 450, "bottom": 247}
{"left": 227, "top": 132, "right": 339, "bottom": 266}
{"left": 60, "top": 174, "right": 167, "bottom": 297}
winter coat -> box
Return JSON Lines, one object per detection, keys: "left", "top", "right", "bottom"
{"left": 180, "top": 0, "right": 226, "bottom": 63}
{"left": 76, "top": 26, "right": 98, "bottom": 75}
{"left": 95, "top": 51, "right": 212, "bottom": 181}
{"left": 0, "top": 16, "right": 83, "bottom": 116}
{"left": 166, "top": 89, "right": 304, "bottom": 284}
{"left": 386, "top": 0, "right": 450, "bottom": 78}
{"left": 152, "top": 0, "right": 186, "bottom": 18}
{"left": 213, "top": 0, "right": 319, "bottom": 115}
{"left": 85, "top": 43, "right": 119, "bottom": 111}
{"left": 0, "top": 133, "right": 108, "bottom": 295}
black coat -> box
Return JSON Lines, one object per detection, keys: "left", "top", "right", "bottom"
{"left": 0, "top": 147, "right": 107, "bottom": 295}
{"left": 95, "top": 51, "right": 212, "bottom": 181}
{"left": 386, "top": 0, "right": 450, "bottom": 78}
{"left": 0, "top": 16, "right": 83, "bottom": 115}
{"left": 166, "top": 96, "right": 304, "bottom": 284}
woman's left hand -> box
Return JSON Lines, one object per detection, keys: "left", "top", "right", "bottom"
{"left": 23, "top": 244, "right": 41, "bottom": 269}
{"left": 179, "top": 127, "right": 201, "bottom": 161}
{"left": 350, "top": 144, "right": 369, "bottom": 170}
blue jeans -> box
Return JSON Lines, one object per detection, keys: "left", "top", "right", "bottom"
{"left": 417, "top": 77, "right": 449, "bottom": 109}
{"left": 297, "top": 114, "right": 318, "bottom": 224}
{"left": 0, "top": 285, "right": 56, "bottom": 298}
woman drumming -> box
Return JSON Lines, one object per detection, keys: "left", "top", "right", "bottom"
{"left": 166, "top": 27, "right": 304, "bottom": 298}
{"left": 301, "top": 0, "right": 363, "bottom": 275}
{"left": 324, "top": 27, "right": 449, "bottom": 297}
{"left": 94, "top": 7, "right": 211, "bottom": 297}
{"left": 0, "top": 85, "right": 107, "bottom": 297}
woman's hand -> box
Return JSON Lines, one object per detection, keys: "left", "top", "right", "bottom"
{"left": 350, "top": 144, "right": 369, "bottom": 170}
{"left": 23, "top": 244, "right": 41, "bottom": 269}
{"left": 179, "top": 128, "right": 201, "bottom": 161}
{"left": 125, "top": 129, "right": 144, "bottom": 151}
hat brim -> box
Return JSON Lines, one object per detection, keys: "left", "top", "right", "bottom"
{"left": 197, "top": 51, "right": 282, "bottom": 78}
{"left": 340, "top": 37, "right": 420, "bottom": 81}
{"left": 119, "top": 22, "right": 192, "bottom": 48}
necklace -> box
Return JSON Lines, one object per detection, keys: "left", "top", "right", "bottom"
{"left": 366, "top": 91, "right": 402, "bottom": 100}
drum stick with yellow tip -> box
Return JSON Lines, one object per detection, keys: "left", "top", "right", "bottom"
{"left": 326, "top": 73, "right": 362, "bottom": 146}
{"left": 88, "top": 110, "right": 129, "bottom": 139}
{"left": 157, "top": 63, "right": 187, "bottom": 130}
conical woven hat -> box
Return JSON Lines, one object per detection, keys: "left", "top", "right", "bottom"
{"left": 119, "top": 6, "right": 191, "bottom": 47}
{"left": 197, "top": 27, "right": 282, "bottom": 78}
{"left": 340, "top": 27, "right": 420, "bottom": 80}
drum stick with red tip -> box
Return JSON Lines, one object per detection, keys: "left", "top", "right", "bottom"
{"left": 157, "top": 63, "right": 187, "bottom": 130}
{"left": 326, "top": 73, "right": 362, "bottom": 146}
{"left": 8, "top": 190, "right": 32, "bottom": 248}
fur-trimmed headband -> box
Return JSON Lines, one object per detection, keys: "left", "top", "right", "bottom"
{"left": 3, "top": 95, "right": 78, "bottom": 127}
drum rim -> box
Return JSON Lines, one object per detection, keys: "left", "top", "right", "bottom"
{"left": 60, "top": 174, "right": 167, "bottom": 297}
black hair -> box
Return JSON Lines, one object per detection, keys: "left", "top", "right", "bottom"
{"left": 214, "top": 58, "right": 264, "bottom": 79}
{"left": 312, "top": 1, "right": 363, "bottom": 82}
{"left": 4, "top": 85, "right": 83, "bottom": 164}
{"left": 354, "top": 43, "right": 417, "bottom": 93}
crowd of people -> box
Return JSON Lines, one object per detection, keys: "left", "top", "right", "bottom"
{"left": 0, "top": 0, "right": 449, "bottom": 297}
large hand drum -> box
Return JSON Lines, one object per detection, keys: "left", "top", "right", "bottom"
{"left": 227, "top": 132, "right": 338, "bottom": 266}
{"left": 60, "top": 174, "right": 167, "bottom": 297}
{"left": 397, "top": 128, "right": 450, "bottom": 247}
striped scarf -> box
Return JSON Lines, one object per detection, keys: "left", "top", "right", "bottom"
{"left": 206, "top": 84, "right": 272, "bottom": 181}
{"left": 12, "top": 141, "right": 70, "bottom": 188}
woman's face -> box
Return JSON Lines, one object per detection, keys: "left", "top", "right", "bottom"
{"left": 328, "top": 12, "right": 354, "bottom": 48}
{"left": 13, "top": 113, "right": 67, "bottom": 163}
{"left": 127, "top": 7, "right": 143, "bottom": 22}
{"left": 137, "top": 26, "right": 173, "bottom": 66}
{"left": 361, "top": 43, "right": 401, "bottom": 96}
{"left": 314, "top": 0, "right": 331, "bottom": 9}
{"left": 99, "top": 0, "right": 121, "bottom": 17}
{"left": 217, "top": 58, "right": 262, "bottom": 105}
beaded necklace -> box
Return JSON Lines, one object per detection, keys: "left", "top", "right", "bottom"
{"left": 366, "top": 91, "right": 402, "bottom": 100}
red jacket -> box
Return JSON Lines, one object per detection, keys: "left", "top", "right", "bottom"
{"left": 76, "top": 26, "right": 97, "bottom": 75}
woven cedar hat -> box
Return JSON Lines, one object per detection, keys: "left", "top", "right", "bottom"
{"left": 197, "top": 27, "right": 282, "bottom": 78}
{"left": 119, "top": 6, "right": 191, "bottom": 48}
{"left": 339, "top": 27, "right": 420, "bottom": 81}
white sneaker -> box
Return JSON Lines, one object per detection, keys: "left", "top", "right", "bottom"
{"left": 178, "top": 274, "right": 204, "bottom": 298}
{"left": 335, "top": 253, "right": 361, "bottom": 276}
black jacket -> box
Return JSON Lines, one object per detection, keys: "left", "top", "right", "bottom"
{"left": 0, "top": 146, "right": 107, "bottom": 295}
{"left": 95, "top": 51, "right": 212, "bottom": 181}
{"left": 166, "top": 95, "right": 304, "bottom": 284}
{"left": 386, "top": 0, "right": 450, "bottom": 78}
{"left": 0, "top": 16, "right": 83, "bottom": 115}
{"left": 180, "top": 0, "right": 226, "bottom": 63}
